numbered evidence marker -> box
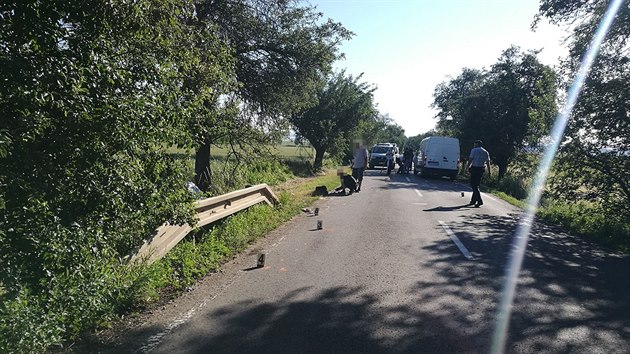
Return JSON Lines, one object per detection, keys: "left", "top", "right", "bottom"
{"left": 257, "top": 253, "right": 266, "bottom": 268}
{"left": 314, "top": 207, "right": 319, "bottom": 216}
{"left": 317, "top": 220, "right": 323, "bottom": 230}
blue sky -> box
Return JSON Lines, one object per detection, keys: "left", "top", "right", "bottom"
{"left": 308, "top": 0, "right": 570, "bottom": 136}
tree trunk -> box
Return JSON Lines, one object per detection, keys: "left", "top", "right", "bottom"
{"left": 195, "top": 142, "right": 212, "bottom": 191}
{"left": 313, "top": 147, "right": 325, "bottom": 172}
{"left": 497, "top": 162, "right": 508, "bottom": 180}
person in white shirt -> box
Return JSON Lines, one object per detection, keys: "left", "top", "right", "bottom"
{"left": 466, "top": 140, "right": 492, "bottom": 207}
{"left": 351, "top": 141, "right": 369, "bottom": 192}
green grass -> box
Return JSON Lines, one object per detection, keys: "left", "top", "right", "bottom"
{"left": 167, "top": 144, "right": 315, "bottom": 160}
{"left": 479, "top": 170, "right": 629, "bottom": 253}
{"left": 166, "top": 144, "right": 318, "bottom": 179}
{"left": 490, "top": 190, "right": 526, "bottom": 209}
{"left": 538, "top": 200, "right": 629, "bottom": 252}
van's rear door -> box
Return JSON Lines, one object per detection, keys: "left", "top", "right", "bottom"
{"left": 441, "top": 141, "right": 459, "bottom": 170}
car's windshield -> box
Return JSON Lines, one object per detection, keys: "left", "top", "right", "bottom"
{"left": 372, "top": 146, "right": 390, "bottom": 153}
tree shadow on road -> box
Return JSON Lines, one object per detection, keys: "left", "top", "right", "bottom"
{"left": 97, "top": 213, "right": 629, "bottom": 354}
{"left": 423, "top": 204, "right": 473, "bottom": 211}
{"left": 417, "top": 213, "right": 630, "bottom": 353}
{"left": 161, "top": 285, "right": 487, "bottom": 354}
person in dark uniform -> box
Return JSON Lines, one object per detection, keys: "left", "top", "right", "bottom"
{"left": 466, "top": 140, "right": 491, "bottom": 207}
{"left": 403, "top": 147, "right": 414, "bottom": 174}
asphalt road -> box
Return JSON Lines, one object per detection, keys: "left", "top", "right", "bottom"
{"left": 107, "top": 169, "right": 630, "bottom": 354}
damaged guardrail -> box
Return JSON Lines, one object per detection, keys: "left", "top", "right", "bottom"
{"left": 129, "top": 183, "right": 279, "bottom": 265}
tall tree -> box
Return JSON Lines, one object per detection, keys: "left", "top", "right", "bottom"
{"left": 405, "top": 130, "right": 437, "bottom": 152}
{"left": 0, "top": 0, "right": 236, "bottom": 348}
{"left": 191, "top": 0, "right": 353, "bottom": 188}
{"left": 357, "top": 113, "right": 405, "bottom": 147}
{"left": 290, "top": 71, "right": 376, "bottom": 170}
{"left": 432, "top": 47, "right": 558, "bottom": 178}
{"left": 538, "top": 0, "right": 630, "bottom": 217}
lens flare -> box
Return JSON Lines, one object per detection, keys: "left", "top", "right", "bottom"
{"left": 490, "top": 1, "right": 625, "bottom": 353}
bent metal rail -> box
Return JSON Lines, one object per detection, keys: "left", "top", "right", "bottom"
{"left": 129, "top": 184, "right": 279, "bottom": 265}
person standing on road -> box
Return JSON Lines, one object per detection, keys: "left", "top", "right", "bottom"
{"left": 403, "top": 147, "right": 414, "bottom": 174}
{"left": 467, "top": 140, "right": 491, "bottom": 207}
{"left": 352, "top": 141, "right": 369, "bottom": 192}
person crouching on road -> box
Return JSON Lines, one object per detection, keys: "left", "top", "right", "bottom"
{"left": 467, "top": 140, "right": 491, "bottom": 207}
{"left": 352, "top": 141, "right": 368, "bottom": 192}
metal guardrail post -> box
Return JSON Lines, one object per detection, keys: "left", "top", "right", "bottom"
{"left": 129, "top": 184, "right": 279, "bottom": 265}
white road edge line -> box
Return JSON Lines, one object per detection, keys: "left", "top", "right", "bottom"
{"left": 456, "top": 182, "right": 497, "bottom": 202}
{"left": 483, "top": 193, "right": 497, "bottom": 201}
{"left": 137, "top": 271, "right": 244, "bottom": 353}
{"left": 415, "top": 189, "right": 423, "bottom": 198}
{"left": 137, "top": 228, "right": 290, "bottom": 353}
{"left": 439, "top": 220, "right": 474, "bottom": 260}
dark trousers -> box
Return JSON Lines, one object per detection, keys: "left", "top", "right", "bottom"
{"left": 352, "top": 167, "right": 365, "bottom": 187}
{"left": 469, "top": 167, "right": 484, "bottom": 205}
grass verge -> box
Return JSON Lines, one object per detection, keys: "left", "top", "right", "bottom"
{"left": 486, "top": 179, "right": 629, "bottom": 253}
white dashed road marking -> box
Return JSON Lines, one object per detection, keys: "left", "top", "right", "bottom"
{"left": 405, "top": 177, "right": 411, "bottom": 182}
{"left": 439, "top": 221, "right": 474, "bottom": 260}
{"left": 415, "top": 189, "right": 423, "bottom": 198}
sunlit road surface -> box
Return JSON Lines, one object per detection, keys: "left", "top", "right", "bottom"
{"left": 110, "top": 170, "right": 630, "bottom": 354}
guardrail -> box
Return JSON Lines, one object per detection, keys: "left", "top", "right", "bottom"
{"left": 129, "top": 184, "right": 279, "bottom": 265}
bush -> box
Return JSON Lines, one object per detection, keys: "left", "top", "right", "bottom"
{"left": 204, "top": 158, "right": 293, "bottom": 196}
{"left": 538, "top": 201, "right": 630, "bottom": 251}
{"left": 0, "top": 152, "right": 299, "bottom": 352}
{"left": 0, "top": 257, "right": 143, "bottom": 353}
{"left": 497, "top": 174, "right": 529, "bottom": 200}
{"left": 281, "top": 158, "right": 314, "bottom": 177}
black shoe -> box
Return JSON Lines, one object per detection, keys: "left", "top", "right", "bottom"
{"left": 468, "top": 201, "right": 475, "bottom": 206}
{"left": 475, "top": 202, "right": 483, "bottom": 207}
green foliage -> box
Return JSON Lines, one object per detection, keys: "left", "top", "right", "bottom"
{"left": 0, "top": 145, "right": 318, "bottom": 352}
{"left": 489, "top": 151, "right": 539, "bottom": 199}
{"left": 0, "top": 257, "right": 141, "bottom": 353}
{"left": 207, "top": 158, "right": 293, "bottom": 195}
{"left": 281, "top": 159, "right": 316, "bottom": 177}
{"left": 482, "top": 153, "right": 629, "bottom": 252}
{"left": 537, "top": 0, "right": 630, "bottom": 221}
{"left": 538, "top": 200, "right": 630, "bottom": 252}
{"left": 0, "top": 0, "right": 335, "bottom": 351}
{"left": 0, "top": 0, "right": 222, "bottom": 288}
{"left": 404, "top": 130, "right": 436, "bottom": 152}
{"left": 195, "top": 0, "right": 353, "bottom": 119}
{"left": 432, "top": 46, "right": 558, "bottom": 178}
{"left": 291, "top": 71, "right": 377, "bottom": 170}
{"left": 159, "top": 233, "right": 231, "bottom": 290}
{"left": 191, "top": 0, "right": 353, "bottom": 188}
{"left": 491, "top": 191, "right": 526, "bottom": 209}
{"left": 356, "top": 113, "right": 406, "bottom": 148}
{"left": 497, "top": 174, "right": 529, "bottom": 200}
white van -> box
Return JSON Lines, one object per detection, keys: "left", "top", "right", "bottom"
{"left": 413, "top": 136, "right": 460, "bottom": 179}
